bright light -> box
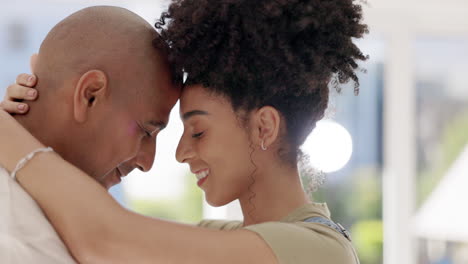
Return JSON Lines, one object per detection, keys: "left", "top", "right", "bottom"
{"left": 301, "top": 120, "right": 353, "bottom": 173}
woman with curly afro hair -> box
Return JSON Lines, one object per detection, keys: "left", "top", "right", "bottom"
{"left": 0, "top": 0, "right": 367, "bottom": 263}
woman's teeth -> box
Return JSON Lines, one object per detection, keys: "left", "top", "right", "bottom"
{"left": 195, "top": 170, "right": 209, "bottom": 180}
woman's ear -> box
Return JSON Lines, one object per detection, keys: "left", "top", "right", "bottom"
{"left": 73, "top": 70, "right": 108, "bottom": 123}
{"left": 253, "top": 106, "right": 281, "bottom": 150}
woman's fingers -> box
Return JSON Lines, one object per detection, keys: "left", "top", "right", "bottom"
{"left": 15, "top": 73, "right": 37, "bottom": 87}
{"left": 0, "top": 99, "right": 29, "bottom": 114}
{"left": 0, "top": 73, "right": 38, "bottom": 115}
{"left": 7, "top": 83, "right": 37, "bottom": 101}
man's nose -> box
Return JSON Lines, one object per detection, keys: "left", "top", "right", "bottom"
{"left": 135, "top": 137, "right": 157, "bottom": 172}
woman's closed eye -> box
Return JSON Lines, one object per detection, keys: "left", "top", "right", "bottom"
{"left": 192, "top": 132, "right": 204, "bottom": 138}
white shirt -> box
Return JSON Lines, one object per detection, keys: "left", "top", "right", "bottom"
{"left": 0, "top": 166, "right": 76, "bottom": 263}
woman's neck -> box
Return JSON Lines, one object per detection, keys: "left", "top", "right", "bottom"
{"left": 239, "top": 163, "right": 310, "bottom": 226}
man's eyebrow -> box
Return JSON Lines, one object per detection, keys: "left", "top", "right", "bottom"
{"left": 182, "top": 110, "right": 209, "bottom": 121}
{"left": 144, "top": 120, "right": 167, "bottom": 131}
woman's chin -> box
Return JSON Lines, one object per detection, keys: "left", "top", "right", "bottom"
{"left": 205, "top": 194, "right": 233, "bottom": 208}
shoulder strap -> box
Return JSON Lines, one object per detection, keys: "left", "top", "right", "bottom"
{"left": 303, "top": 217, "right": 352, "bottom": 242}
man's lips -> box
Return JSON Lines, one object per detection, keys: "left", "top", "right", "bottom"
{"left": 106, "top": 170, "right": 121, "bottom": 189}
{"left": 116, "top": 167, "right": 124, "bottom": 178}
{"left": 102, "top": 166, "right": 136, "bottom": 190}
{"left": 102, "top": 168, "right": 125, "bottom": 190}
{"left": 118, "top": 166, "right": 135, "bottom": 178}
{"left": 116, "top": 168, "right": 123, "bottom": 178}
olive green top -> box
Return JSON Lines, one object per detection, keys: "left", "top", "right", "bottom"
{"left": 198, "top": 203, "right": 360, "bottom": 264}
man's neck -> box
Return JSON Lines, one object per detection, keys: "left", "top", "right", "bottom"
{"left": 14, "top": 109, "right": 64, "bottom": 156}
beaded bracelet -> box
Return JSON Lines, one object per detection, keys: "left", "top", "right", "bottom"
{"left": 10, "top": 147, "right": 54, "bottom": 180}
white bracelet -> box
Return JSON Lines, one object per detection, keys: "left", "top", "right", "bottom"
{"left": 11, "top": 147, "right": 54, "bottom": 180}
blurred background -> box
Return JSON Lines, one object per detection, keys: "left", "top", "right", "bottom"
{"left": 1, "top": 0, "right": 467, "bottom": 263}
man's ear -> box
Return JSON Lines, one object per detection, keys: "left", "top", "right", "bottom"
{"left": 253, "top": 106, "right": 281, "bottom": 150}
{"left": 30, "top": 53, "right": 38, "bottom": 73}
{"left": 73, "top": 70, "right": 108, "bottom": 123}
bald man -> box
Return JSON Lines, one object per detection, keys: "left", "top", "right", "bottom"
{"left": 0, "top": 6, "right": 179, "bottom": 263}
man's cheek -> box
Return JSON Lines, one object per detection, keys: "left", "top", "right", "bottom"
{"left": 127, "top": 121, "right": 139, "bottom": 137}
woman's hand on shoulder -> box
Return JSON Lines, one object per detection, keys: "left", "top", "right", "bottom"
{"left": 0, "top": 73, "right": 38, "bottom": 114}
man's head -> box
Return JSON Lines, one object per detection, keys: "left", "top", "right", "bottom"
{"left": 18, "top": 6, "right": 180, "bottom": 189}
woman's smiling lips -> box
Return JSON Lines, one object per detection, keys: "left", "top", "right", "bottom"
{"left": 193, "top": 169, "right": 210, "bottom": 187}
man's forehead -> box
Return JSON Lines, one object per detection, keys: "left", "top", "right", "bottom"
{"left": 137, "top": 103, "right": 169, "bottom": 127}
{"left": 137, "top": 91, "right": 178, "bottom": 128}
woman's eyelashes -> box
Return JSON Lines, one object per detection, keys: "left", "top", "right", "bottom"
{"left": 192, "top": 131, "right": 204, "bottom": 138}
